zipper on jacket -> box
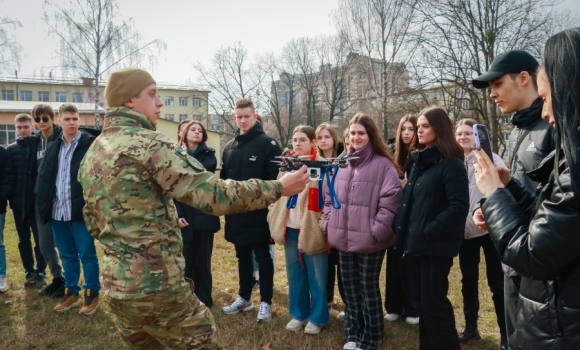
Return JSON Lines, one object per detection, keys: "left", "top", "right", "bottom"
{"left": 553, "top": 280, "right": 565, "bottom": 337}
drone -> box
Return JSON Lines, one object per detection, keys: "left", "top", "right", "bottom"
{"left": 271, "top": 151, "right": 358, "bottom": 210}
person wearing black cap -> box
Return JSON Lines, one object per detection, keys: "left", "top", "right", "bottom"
{"left": 471, "top": 50, "right": 555, "bottom": 348}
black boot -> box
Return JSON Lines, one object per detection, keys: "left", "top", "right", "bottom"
{"left": 38, "top": 277, "right": 64, "bottom": 297}
{"left": 500, "top": 332, "right": 508, "bottom": 350}
{"left": 458, "top": 327, "right": 481, "bottom": 343}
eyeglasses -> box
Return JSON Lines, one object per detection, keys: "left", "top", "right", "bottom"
{"left": 455, "top": 131, "right": 473, "bottom": 137}
{"left": 34, "top": 116, "right": 50, "bottom": 123}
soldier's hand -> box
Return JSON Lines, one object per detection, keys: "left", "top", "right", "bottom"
{"left": 178, "top": 218, "right": 189, "bottom": 228}
{"left": 280, "top": 165, "right": 309, "bottom": 197}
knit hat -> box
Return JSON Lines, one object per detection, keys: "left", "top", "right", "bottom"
{"left": 105, "top": 68, "right": 156, "bottom": 107}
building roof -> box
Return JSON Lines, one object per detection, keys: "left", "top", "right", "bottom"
{"left": 0, "top": 75, "right": 209, "bottom": 92}
{"left": 0, "top": 101, "right": 106, "bottom": 114}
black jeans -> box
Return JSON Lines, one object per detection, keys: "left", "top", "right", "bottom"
{"left": 183, "top": 231, "right": 215, "bottom": 308}
{"left": 405, "top": 255, "right": 460, "bottom": 350}
{"left": 459, "top": 235, "right": 505, "bottom": 334}
{"left": 12, "top": 209, "right": 46, "bottom": 275}
{"left": 235, "top": 243, "right": 273, "bottom": 303}
{"left": 327, "top": 248, "right": 346, "bottom": 304}
{"left": 384, "top": 247, "right": 417, "bottom": 317}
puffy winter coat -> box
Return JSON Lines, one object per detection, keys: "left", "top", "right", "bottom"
{"left": 268, "top": 149, "right": 327, "bottom": 255}
{"left": 324, "top": 143, "right": 402, "bottom": 254}
{"left": 464, "top": 151, "right": 505, "bottom": 239}
{"left": 175, "top": 143, "right": 220, "bottom": 240}
{"left": 395, "top": 147, "right": 469, "bottom": 257}
{"left": 483, "top": 151, "right": 580, "bottom": 349}
{"left": 35, "top": 130, "right": 96, "bottom": 224}
{"left": 220, "top": 123, "right": 282, "bottom": 246}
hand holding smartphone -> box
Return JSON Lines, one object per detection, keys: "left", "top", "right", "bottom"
{"left": 473, "top": 124, "right": 493, "bottom": 160}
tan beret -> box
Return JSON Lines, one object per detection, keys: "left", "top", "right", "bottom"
{"left": 105, "top": 68, "right": 156, "bottom": 107}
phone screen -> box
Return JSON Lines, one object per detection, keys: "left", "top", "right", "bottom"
{"left": 473, "top": 124, "right": 493, "bottom": 160}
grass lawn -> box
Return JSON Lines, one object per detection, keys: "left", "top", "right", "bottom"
{"left": 0, "top": 210, "right": 501, "bottom": 349}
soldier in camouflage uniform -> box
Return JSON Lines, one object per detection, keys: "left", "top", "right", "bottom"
{"left": 79, "top": 68, "right": 309, "bottom": 349}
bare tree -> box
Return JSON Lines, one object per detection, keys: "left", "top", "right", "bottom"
{"left": 333, "top": 0, "right": 421, "bottom": 139}
{"left": 43, "top": 0, "right": 166, "bottom": 127}
{"left": 415, "top": 0, "right": 576, "bottom": 155}
{"left": 0, "top": 16, "right": 22, "bottom": 74}
{"left": 193, "top": 41, "right": 265, "bottom": 135}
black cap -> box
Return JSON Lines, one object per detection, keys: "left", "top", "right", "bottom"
{"left": 472, "top": 50, "right": 539, "bottom": 89}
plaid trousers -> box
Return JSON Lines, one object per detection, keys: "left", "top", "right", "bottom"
{"left": 339, "top": 249, "right": 386, "bottom": 350}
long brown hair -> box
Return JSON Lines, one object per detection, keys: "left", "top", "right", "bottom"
{"left": 315, "top": 122, "right": 339, "bottom": 158}
{"left": 418, "top": 107, "right": 464, "bottom": 160}
{"left": 394, "top": 114, "right": 417, "bottom": 170}
{"left": 347, "top": 113, "right": 397, "bottom": 168}
{"left": 180, "top": 120, "right": 208, "bottom": 148}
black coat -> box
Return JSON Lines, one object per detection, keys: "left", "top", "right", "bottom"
{"left": 0, "top": 146, "right": 11, "bottom": 214}
{"left": 6, "top": 140, "right": 27, "bottom": 211}
{"left": 395, "top": 147, "right": 469, "bottom": 257}
{"left": 35, "top": 130, "right": 95, "bottom": 224}
{"left": 220, "top": 123, "right": 282, "bottom": 246}
{"left": 483, "top": 151, "right": 580, "bottom": 349}
{"left": 175, "top": 143, "right": 220, "bottom": 240}
{"left": 18, "top": 126, "right": 63, "bottom": 220}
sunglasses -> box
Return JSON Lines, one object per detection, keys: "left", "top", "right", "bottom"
{"left": 34, "top": 116, "right": 50, "bottom": 123}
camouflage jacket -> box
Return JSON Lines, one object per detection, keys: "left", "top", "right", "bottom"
{"left": 79, "top": 107, "right": 283, "bottom": 299}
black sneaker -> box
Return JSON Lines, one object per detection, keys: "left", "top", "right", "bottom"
{"left": 24, "top": 272, "right": 37, "bottom": 287}
{"left": 458, "top": 328, "right": 481, "bottom": 343}
{"left": 52, "top": 284, "right": 66, "bottom": 299}
{"left": 38, "top": 277, "right": 64, "bottom": 297}
{"left": 34, "top": 273, "right": 47, "bottom": 288}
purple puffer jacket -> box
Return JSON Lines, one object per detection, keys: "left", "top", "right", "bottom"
{"left": 323, "top": 143, "right": 402, "bottom": 254}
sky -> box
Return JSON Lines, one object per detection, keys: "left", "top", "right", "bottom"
{"left": 2, "top": 0, "right": 579, "bottom": 84}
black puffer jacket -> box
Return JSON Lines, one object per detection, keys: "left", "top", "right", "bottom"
{"left": 35, "top": 130, "right": 95, "bottom": 224}
{"left": 509, "top": 98, "right": 555, "bottom": 192}
{"left": 395, "top": 147, "right": 469, "bottom": 257}
{"left": 175, "top": 143, "right": 220, "bottom": 240}
{"left": 18, "top": 126, "right": 63, "bottom": 220}
{"left": 0, "top": 146, "right": 11, "bottom": 214}
{"left": 220, "top": 123, "right": 282, "bottom": 246}
{"left": 483, "top": 151, "right": 580, "bottom": 349}
{"left": 6, "top": 141, "right": 27, "bottom": 210}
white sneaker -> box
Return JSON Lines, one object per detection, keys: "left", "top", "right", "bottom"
{"left": 0, "top": 276, "right": 7, "bottom": 293}
{"left": 256, "top": 301, "right": 272, "bottom": 322}
{"left": 405, "top": 316, "right": 419, "bottom": 325}
{"left": 304, "top": 321, "right": 322, "bottom": 335}
{"left": 337, "top": 311, "right": 345, "bottom": 321}
{"left": 384, "top": 313, "right": 400, "bottom": 321}
{"left": 286, "top": 318, "right": 307, "bottom": 331}
{"left": 344, "top": 341, "right": 358, "bottom": 350}
{"left": 222, "top": 296, "right": 253, "bottom": 315}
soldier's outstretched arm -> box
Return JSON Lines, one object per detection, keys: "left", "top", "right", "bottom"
{"left": 143, "top": 135, "right": 308, "bottom": 216}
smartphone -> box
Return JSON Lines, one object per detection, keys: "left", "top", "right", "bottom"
{"left": 473, "top": 124, "right": 493, "bottom": 160}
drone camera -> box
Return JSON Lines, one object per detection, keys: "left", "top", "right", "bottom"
{"left": 308, "top": 167, "right": 321, "bottom": 181}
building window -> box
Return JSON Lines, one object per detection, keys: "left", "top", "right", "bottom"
{"left": 72, "top": 92, "right": 83, "bottom": 103}
{"left": 165, "top": 96, "right": 174, "bottom": 106}
{"left": 0, "top": 125, "right": 16, "bottom": 145}
{"left": 165, "top": 114, "right": 175, "bottom": 121}
{"left": 38, "top": 91, "right": 49, "bottom": 102}
{"left": 193, "top": 98, "right": 201, "bottom": 107}
{"left": 179, "top": 97, "right": 188, "bottom": 106}
{"left": 460, "top": 99, "right": 470, "bottom": 110}
{"left": 503, "top": 117, "right": 510, "bottom": 124}
{"left": 56, "top": 92, "right": 67, "bottom": 102}
{"left": 20, "top": 90, "right": 32, "bottom": 101}
{"left": 504, "top": 132, "right": 510, "bottom": 141}
{"left": 193, "top": 115, "right": 202, "bottom": 121}
{"left": 2, "top": 90, "right": 15, "bottom": 101}
{"left": 179, "top": 114, "right": 188, "bottom": 121}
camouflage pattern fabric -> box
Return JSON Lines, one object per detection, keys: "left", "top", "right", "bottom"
{"left": 106, "top": 279, "right": 221, "bottom": 349}
{"left": 78, "top": 107, "right": 282, "bottom": 349}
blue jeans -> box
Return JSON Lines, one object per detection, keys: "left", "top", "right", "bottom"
{"left": 284, "top": 228, "right": 329, "bottom": 326}
{"left": 0, "top": 213, "right": 6, "bottom": 276}
{"left": 51, "top": 220, "right": 100, "bottom": 296}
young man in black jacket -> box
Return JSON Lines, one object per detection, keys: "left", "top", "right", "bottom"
{"left": 471, "top": 50, "right": 555, "bottom": 349}
{"left": 20, "top": 104, "right": 65, "bottom": 298}
{"left": 6, "top": 113, "right": 47, "bottom": 288}
{"left": 220, "top": 98, "right": 282, "bottom": 322}
{"left": 35, "top": 104, "right": 100, "bottom": 315}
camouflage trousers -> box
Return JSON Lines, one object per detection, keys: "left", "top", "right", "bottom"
{"left": 106, "top": 281, "right": 221, "bottom": 350}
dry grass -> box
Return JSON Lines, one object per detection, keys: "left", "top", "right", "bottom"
{"left": 0, "top": 211, "right": 501, "bottom": 349}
